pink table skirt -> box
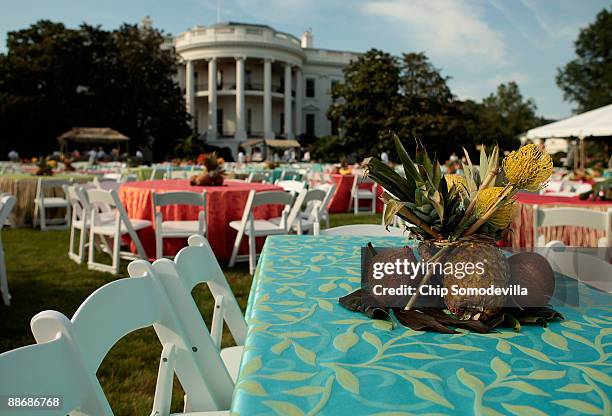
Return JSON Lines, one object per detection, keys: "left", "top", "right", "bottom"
{"left": 119, "top": 179, "right": 283, "bottom": 260}
{"left": 327, "top": 174, "right": 384, "bottom": 214}
{"left": 507, "top": 193, "right": 612, "bottom": 248}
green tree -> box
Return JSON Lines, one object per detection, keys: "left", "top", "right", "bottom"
{"left": 326, "top": 49, "right": 400, "bottom": 158}
{"left": 0, "top": 20, "right": 190, "bottom": 159}
{"left": 556, "top": 7, "right": 612, "bottom": 112}
{"left": 479, "top": 82, "right": 539, "bottom": 150}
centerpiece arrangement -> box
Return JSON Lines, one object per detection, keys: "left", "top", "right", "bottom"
{"left": 190, "top": 152, "right": 225, "bottom": 186}
{"left": 340, "top": 135, "right": 563, "bottom": 333}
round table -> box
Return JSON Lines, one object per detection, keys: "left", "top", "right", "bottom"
{"left": 119, "top": 179, "right": 283, "bottom": 260}
{"left": 327, "top": 174, "right": 384, "bottom": 214}
{"left": 507, "top": 192, "right": 612, "bottom": 248}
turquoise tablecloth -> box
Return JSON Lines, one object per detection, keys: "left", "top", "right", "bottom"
{"left": 231, "top": 235, "right": 612, "bottom": 415}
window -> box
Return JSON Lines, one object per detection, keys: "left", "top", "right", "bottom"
{"left": 245, "top": 70, "right": 252, "bottom": 89}
{"left": 247, "top": 109, "right": 252, "bottom": 135}
{"left": 280, "top": 76, "right": 285, "bottom": 93}
{"left": 306, "top": 114, "right": 315, "bottom": 137}
{"left": 306, "top": 78, "right": 315, "bottom": 97}
{"left": 280, "top": 113, "right": 285, "bottom": 134}
{"left": 331, "top": 80, "right": 339, "bottom": 93}
{"left": 217, "top": 70, "right": 223, "bottom": 89}
{"left": 217, "top": 109, "right": 223, "bottom": 134}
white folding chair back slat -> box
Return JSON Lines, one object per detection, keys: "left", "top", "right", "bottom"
{"left": 152, "top": 191, "right": 207, "bottom": 259}
{"left": 0, "top": 194, "right": 16, "bottom": 305}
{"left": 313, "top": 183, "right": 336, "bottom": 229}
{"left": 229, "top": 191, "right": 295, "bottom": 274}
{"left": 33, "top": 178, "right": 72, "bottom": 230}
{"left": 86, "top": 189, "right": 151, "bottom": 274}
{"left": 534, "top": 205, "right": 612, "bottom": 247}
{"left": 63, "top": 185, "right": 89, "bottom": 264}
{"left": 322, "top": 224, "right": 406, "bottom": 237}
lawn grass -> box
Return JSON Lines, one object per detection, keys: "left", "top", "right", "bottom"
{"left": 0, "top": 212, "right": 381, "bottom": 415}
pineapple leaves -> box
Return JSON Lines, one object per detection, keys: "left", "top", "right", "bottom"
{"left": 479, "top": 146, "right": 489, "bottom": 183}
{"left": 362, "top": 157, "right": 414, "bottom": 202}
{"left": 462, "top": 147, "right": 478, "bottom": 196}
{"left": 383, "top": 198, "right": 407, "bottom": 228}
{"left": 393, "top": 134, "right": 421, "bottom": 184}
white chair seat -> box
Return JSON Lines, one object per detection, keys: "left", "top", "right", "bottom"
{"left": 229, "top": 219, "right": 284, "bottom": 235}
{"left": 91, "top": 218, "right": 152, "bottom": 235}
{"left": 160, "top": 220, "right": 206, "bottom": 237}
{"left": 269, "top": 216, "right": 316, "bottom": 231}
{"left": 220, "top": 345, "right": 244, "bottom": 383}
{"left": 34, "top": 197, "right": 69, "bottom": 208}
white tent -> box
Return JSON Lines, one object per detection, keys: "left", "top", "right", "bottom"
{"left": 526, "top": 103, "right": 612, "bottom": 139}
{"left": 526, "top": 103, "right": 612, "bottom": 168}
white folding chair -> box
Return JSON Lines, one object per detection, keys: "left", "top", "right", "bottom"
{"left": 33, "top": 178, "right": 72, "bottom": 230}
{"left": 322, "top": 224, "right": 406, "bottom": 236}
{"left": 0, "top": 194, "right": 16, "bottom": 305}
{"left": 152, "top": 191, "right": 207, "bottom": 259}
{"left": 87, "top": 189, "right": 151, "bottom": 274}
{"left": 63, "top": 185, "right": 89, "bottom": 264}
{"left": 533, "top": 205, "right": 612, "bottom": 247}
{"left": 543, "top": 241, "right": 612, "bottom": 293}
{"left": 173, "top": 235, "right": 248, "bottom": 378}
{"left": 272, "top": 188, "right": 325, "bottom": 236}
{"left": 350, "top": 174, "right": 378, "bottom": 215}
{"left": 310, "top": 183, "right": 336, "bottom": 229}
{"left": 275, "top": 180, "right": 306, "bottom": 195}
{"left": 229, "top": 190, "right": 294, "bottom": 274}
{"left": 0, "top": 258, "right": 236, "bottom": 415}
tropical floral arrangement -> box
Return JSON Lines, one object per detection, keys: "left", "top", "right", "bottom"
{"left": 190, "top": 152, "right": 225, "bottom": 186}
{"left": 34, "top": 157, "right": 56, "bottom": 176}
{"left": 340, "top": 135, "right": 563, "bottom": 333}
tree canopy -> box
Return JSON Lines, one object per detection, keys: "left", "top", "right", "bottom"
{"left": 0, "top": 20, "right": 190, "bottom": 159}
{"left": 556, "top": 7, "right": 612, "bottom": 113}
{"left": 325, "top": 49, "right": 540, "bottom": 161}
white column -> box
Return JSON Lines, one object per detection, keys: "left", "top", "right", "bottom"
{"left": 235, "top": 57, "right": 246, "bottom": 140}
{"left": 263, "top": 58, "right": 273, "bottom": 139}
{"left": 207, "top": 58, "right": 217, "bottom": 139}
{"left": 284, "top": 63, "right": 294, "bottom": 139}
{"left": 185, "top": 60, "right": 195, "bottom": 128}
{"left": 295, "top": 67, "right": 303, "bottom": 136}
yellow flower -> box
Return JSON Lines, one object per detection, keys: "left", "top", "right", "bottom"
{"left": 47, "top": 160, "right": 57, "bottom": 168}
{"left": 217, "top": 157, "right": 225, "bottom": 165}
{"left": 474, "top": 187, "right": 517, "bottom": 228}
{"left": 502, "top": 144, "right": 553, "bottom": 191}
{"left": 445, "top": 174, "right": 467, "bottom": 195}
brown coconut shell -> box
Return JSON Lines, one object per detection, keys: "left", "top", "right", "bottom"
{"left": 508, "top": 252, "right": 555, "bottom": 308}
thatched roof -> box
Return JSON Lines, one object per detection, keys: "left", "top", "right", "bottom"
{"left": 58, "top": 127, "right": 129, "bottom": 143}
{"left": 241, "top": 139, "right": 300, "bottom": 148}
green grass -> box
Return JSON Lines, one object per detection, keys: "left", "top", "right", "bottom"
{"left": 0, "top": 213, "right": 381, "bottom": 415}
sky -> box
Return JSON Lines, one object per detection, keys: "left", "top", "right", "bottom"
{"left": 1, "top": 0, "right": 609, "bottom": 119}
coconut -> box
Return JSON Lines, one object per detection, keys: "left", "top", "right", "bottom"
{"left": 443, "top": 241, "right": 510, "bottom": 320}
{"left": 508, "top": 252, "right": 555, "bottom": 307}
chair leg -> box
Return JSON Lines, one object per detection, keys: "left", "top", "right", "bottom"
{"left": 112, "top": 233, "right": 121, "bottom": 275}
{"left": 33, "top": 202, "right": 39, "bottom": 229}
{"left": 248, "top": 233, "right": 256, "bottom": 275}
{"left": 68, "top": 222, "right": 76, "bottom": 261}
{"left": 77, "top": 226, "right": 86, "bottom": 264}
{"left": 0, "top": 250, "right": 10, "bottom": 306}
{"left": 156, "top": 234, "right": 163, "bottom": 260}
{"left": 353, "top": 196, "right": 358, "bottom": 215}
{"left": 372, "top": 197, "right": 376, "bottom": 214}
{"left": 229, "top": 228, "right": 244, "bottom": 267}
{"left": 40, "top": 206, "right": 47, "bottom": 231}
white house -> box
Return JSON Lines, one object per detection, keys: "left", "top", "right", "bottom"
{"left": 172, "top": 22, "right": 359, "bottom": 153}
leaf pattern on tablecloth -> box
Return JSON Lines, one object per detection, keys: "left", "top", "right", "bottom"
{"left": 233, "top": 235, "right": 612, "bottom": 415}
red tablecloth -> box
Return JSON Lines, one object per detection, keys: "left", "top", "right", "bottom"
{"left": 119, "top": 179, "right": 283, "bottom": 260}
{"left": 327, "top": 174, "right": 384, "bottom": 214}
{"left": 507, "top": 192, "right": 612, "bottom": 248}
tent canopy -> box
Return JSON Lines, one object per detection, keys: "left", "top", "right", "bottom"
{"left": 526, "top": 103, "right": 612, "bottom": 139}
{"left": 58, "top": 127, "right": 129, "bottom": 144}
